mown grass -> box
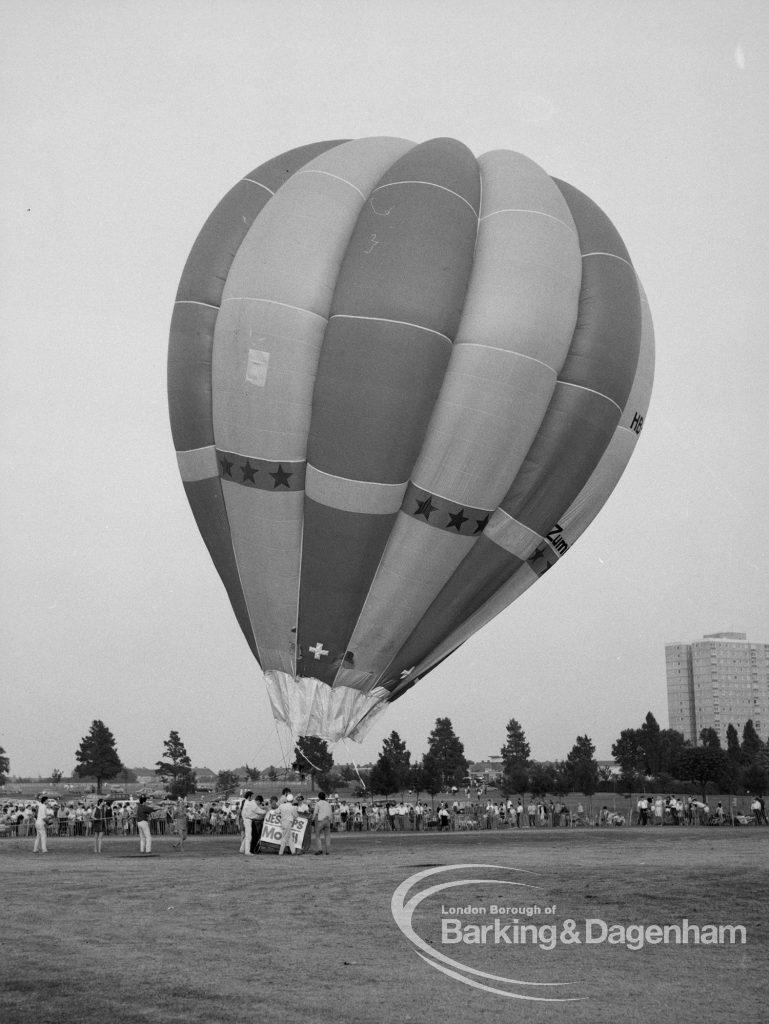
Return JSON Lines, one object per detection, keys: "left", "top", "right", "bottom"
{"left": 1, "top": 827, "right": 766, "bottom": 1024}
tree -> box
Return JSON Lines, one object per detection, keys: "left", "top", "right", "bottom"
{"left": 243, "top": 764, "right": 261, "bottom": 781}
{"left": 74, "top": 720, "right": 122, "bottom": 794}
{"left": 425, "top": 717, "right": 469, "bottom": 788}
{"left": 549, "top": 760, "right": 571, "bottom": 797}
{"left": 50, "top": 768, "right": 63, "bottom": 784}
{"left": 216, "top": 769, "right": 240, "bottom": 797}
{"left": 338, "top": 764, "right": 358, "bottom": 783}
{"left": 155, "top": 730, "right": 197, "bottom": 798}
{"left": 564, "top": 735, "right": 599, "bottom": 796}
{"left": 657, "top": 728, "right": 687, "bottom": 777}
{"left": 743, "top": 762, "right": 768, "bottom": 796}
{"left": 0, "top": 746, "right": 9, "bottom": 786}
{"left": 500, "top": 719, "right": 531, "bottom": 795}
{"left": 699, "top": 726, "right": 722, "bottom": 750}
{"left": 292, "top": 736, "right": 333, "bottom": 791}
{"left": 677, "top": 746, "right": 728, "bottom": 799}
{"left": 501, "top": 718, "right": 530, "bottom": 765}
{"left": 411, "top": 753, "right": 443, "bottom": 805}
{"left": 639, "top": 712, "right": 663, "bottom": 775}
{"left": 726, "top": 723, "right": 741, "bottom": 764}
{"left": 720, "top": 724, "right": 743, "bottom": 791}
{"left": 528, "top": 761, "right": 558, "bottom": 797}
{"left": 369, "top": 731, "right": 411, "bottom": 797}
{"left": 597, "top": 765, "right": 615, "bottom": 788}
{"left": 741, "top": 720, "right": 764, "bottom": 765}
{"left": 611, "top": 728, "right": 645, "bottom": 786}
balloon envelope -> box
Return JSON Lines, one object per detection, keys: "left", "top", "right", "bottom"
{"left": 168, "top": 137, "right": 654, "bottom": 742}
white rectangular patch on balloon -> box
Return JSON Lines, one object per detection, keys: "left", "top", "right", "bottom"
{"left": 246, "top": 349, "right": 270, "bottom": 387}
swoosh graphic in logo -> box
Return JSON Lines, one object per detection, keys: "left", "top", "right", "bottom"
{"left": 391, "top": 864, "right": 583, "bottom": 1002}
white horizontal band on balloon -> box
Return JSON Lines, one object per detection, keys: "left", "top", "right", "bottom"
{"left": 294, "top": 167, "right": 368, "bottom": 200}
{"left": 220, "top": 296, "right": 329, "bottom": 321}
{"left": 483, "top": 509, "right": 544, "bottom": 560}
{"left": 174, "top": 299, "right": 220, "bottom": 311}
{"left": 478, "top": 208, "right": 578, "bottom": 235}
{"left": 305, "top": 465, "right": 407, "bottom": 514}
{"left": 241, "top": 178, "right": 276, "bottom": 194}
{"left": 329, "top": 313, "right": 452, "bottom": 345}
{"left": 557, "top": 380, "right": 623, "bottom": 415}
{"left": 176, "top": 445, "right": 219, "bottom": 482}
{"left": 582, "top": 250, "right": 635, "bottom": 269}
{"left": 374, "top": 179, "right": 480, "bottom": 216}
{"left": 452, "top": 343, "right": 558, "bottom": 375}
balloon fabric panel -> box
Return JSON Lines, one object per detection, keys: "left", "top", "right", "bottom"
{"left": 343, "top": 150, "right": 582, "bottom": 686}
{"left": 374, "top": 165, "right": 645, "bottom": 696}
{"left": 296, "top": 140, "right": 480, "bottom": 691}
{"left": 168, "top": 141, "right": 348, "bottom": 677}
{"left": 209, "top": 139, "right": 415, "bottom": 682}
{"left": 168, "top": 137, "right": 654, "bottom": 741}
{"left": 384, "top": 277, "right": 655, "bottom": 698}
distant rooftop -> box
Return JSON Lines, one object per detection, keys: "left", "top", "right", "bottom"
{"left": 667, "top": 631, "right": 751, "bottom": 645}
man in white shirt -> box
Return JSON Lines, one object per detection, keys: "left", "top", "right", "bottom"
{"left": 239, "top": 791, "right": 259, "bottom": 855}
{"left": 277, "top": 795, "right": 299, "bottom": 855}
{"left": 312, "top": 791, "right": 333, "bottom": 855}
{"left": 33, "top": 796, "right": 53, "bottom": 853}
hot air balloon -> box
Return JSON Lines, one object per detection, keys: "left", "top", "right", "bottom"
{"left": 167, "top": 137, "right": 654, "bottom": 744}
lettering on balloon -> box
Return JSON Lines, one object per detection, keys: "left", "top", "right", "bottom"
{"left": 545, "top": 523, "right": 569, "bottom": 556}
{"left": 629, "top": 411, "right": 644, "bottom": 435}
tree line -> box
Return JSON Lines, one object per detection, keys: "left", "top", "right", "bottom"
{"left": 294, "top": 718, "right": 608, "bottom": 801}
{"left": 2, "top": 710, "right": 766, "bottom": 800}
{"left": 611, "top": 712, "right": 768, "bottom": 795}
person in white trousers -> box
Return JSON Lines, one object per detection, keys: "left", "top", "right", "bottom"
{"left": 33, "top": 796, "right": 52, "bottom": 853}
{"left": 239, "top": 791, "right": 258, "bottom": 855}
{"left": 136, "top": 795, "right": 154, "bottom": 854}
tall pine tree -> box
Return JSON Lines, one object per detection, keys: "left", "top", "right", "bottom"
{"left": 425, "top": 717, "right": 469, "bottom": 788}
{"left": 370, "top": 731, "right": 411, "bottom": 797}
{"left": 74, "top": 720, "right": 122, "bottom": 794}
{"left": 564, "top": 735, "right": 599, "bottom": 796}
{"left": 292, "top": 736, "right": 334, "bottom": 791}
{"left": 155, "top": 730, "right": 197, "bottom": 797}
{"left": 500, "top": 718, "right": 531, "bottom": 795}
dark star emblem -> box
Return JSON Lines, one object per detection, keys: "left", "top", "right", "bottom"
{"left": 415, "top": 495, "right": 437, "bottom": 520}
{"left": 270, "top": 464, "right": 293, "bottom": 488}
{"left": 474, "top": 513, "right": 490, "bottom": 534}
{"left": 447, "top": 508, "right": 468, "bottom": 531}
{"left": 241, "top": 460, "right": 258, "bottom": 484}
{"left": 528, "top": 545, "right": 555, "bottom": 575}
{"left": 219, "top": 454, "right": 234, "bottom": 478}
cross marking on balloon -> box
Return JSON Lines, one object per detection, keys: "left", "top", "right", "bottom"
{"left": 309, "top": 642, "right": 329, "bottom": 660}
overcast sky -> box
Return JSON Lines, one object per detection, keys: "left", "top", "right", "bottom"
{"left": 2, "top": 0, "right": 767, "bottom": 779}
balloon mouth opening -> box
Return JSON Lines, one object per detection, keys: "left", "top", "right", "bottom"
{"left": 263, "top": 669, "right": 391, "bottom": 743}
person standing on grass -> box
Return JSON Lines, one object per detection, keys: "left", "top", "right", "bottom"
{"left": 239, "top": 791, "right": 258, "bottom": 855}
{"left": 251, "top": 795, "right": 267, "bottom": 853}
{"left": 33, "top": 796, "right": 53, "bottom": 854}
{"left": 136, "top": 795, "right": 155, "bottom": 854}
{"left": 751, "top": 796, "right": 762, "bottom": 825}
{"left": 171, "top": 797, "right": 188, "bottom": 852}
{"left": 313, "top": 791, "right": 333, "bottom": 855}
{"left": 277, "top": 794, "right": 299, "bottom": 855}
{"left": 92, "top": 798, "right": 108, "bottom": 853}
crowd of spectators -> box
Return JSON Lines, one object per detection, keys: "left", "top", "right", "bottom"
{"left": 2, "top": 790, "right": 765, "bottom": 841}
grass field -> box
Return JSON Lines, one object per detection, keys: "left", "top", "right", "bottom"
{"left": 1, "top": 826, "right": 766, "bottom": 1024}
